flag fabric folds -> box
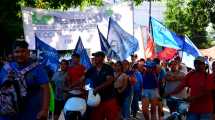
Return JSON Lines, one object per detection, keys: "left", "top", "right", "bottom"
{"left": 35, "top": 35, "right": 59, "bottom": 72}
{"left": 144, "top": 32, "right": 156, "bottom": 59}
{"left": 74, "top": 37, "right": 92, "bottom": 70}
{"left": 180, "top": 36, "right": 202, "bottom": 68}
{"left": 150, "top": 17, "right": 185, "bottom": 50}
{"left": 107, "top": 17, "right": 139, "bottom": 61}
{"left": 158, "top": 47, "right": 177, "bottom": 61}
{"left": 97, "top": 26, "right": 120, "bottom": 60}
{"left": 150, "top": 17, "right": 202, "bottom": 68}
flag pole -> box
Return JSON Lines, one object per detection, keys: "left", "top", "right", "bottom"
{"left": 149, "top": 0, "right": 152, "bottom": 33}
{"left": 132, "top": 0, "right": 135, "bottom": 55}
{"left": 148, "top": 0, "right": 156, "bottom": 57}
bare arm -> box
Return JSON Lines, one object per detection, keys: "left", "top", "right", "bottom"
{"left": 168, "top": 77, "right": 187, "bottom": 96}
{"left": 118, "top": 75, "right": 128, "bottom": 93}
{"left": 37, "top": 83, "right": 50, "bottom": 120}
{"left": 41, "top": 84, "right": 50, "bottom": 111}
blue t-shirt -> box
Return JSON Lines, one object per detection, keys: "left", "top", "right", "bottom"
{"left": 0, "top": 60, "right": 49, "bottom": 120}
{"left": 142, "top": 72, "right": 158, "bottom": 89}
{"left": 51, "top": 71, "right": 67, "bottom": 100}
{"left": 158, "top": 68, "right": 166, "bottom": 81}
{"left": 133, "top": 71, "right": 143, "bottom": 93}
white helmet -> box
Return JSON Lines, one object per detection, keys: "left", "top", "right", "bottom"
{"left": 87, "top": 89, "right": 101, "bottom": 107}
{"left": 64, "top": 97, "right": 87, "bottom": 116}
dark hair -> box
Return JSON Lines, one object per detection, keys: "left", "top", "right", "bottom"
{"left": 61, "top": 59, "right": 69, "bottom": 65}
{"left": 72, "top": 53, "right": 80, "bottom": 58}
{"left": 153, "top": 58, "right": 160, "bottom": 65}
{"left": 132, "top": 63, "right": 138, "bottom": 69}
{"left": 116, "top": 61, "right": 124, "bottom": 71}
{"left": 122, "top": 60, "right": 129, "bottom": 64}
{"left": 139, "top": 58, "right": 145, "bottom": 62}
{"left": 131, "top": 54, "right": 137, "bottom": 58}
{"left": 13, "top": 41, "right": 29, "bottom": 49}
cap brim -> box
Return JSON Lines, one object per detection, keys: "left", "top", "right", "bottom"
{"left": 92, "top": 53, "right": 96, "bottom": 56}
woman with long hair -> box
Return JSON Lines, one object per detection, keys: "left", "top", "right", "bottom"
{"left": 114, "top": 61, "right": 129, "bottom": 120}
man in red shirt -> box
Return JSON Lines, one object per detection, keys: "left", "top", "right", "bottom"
{"left": 167, "top": 56, "right": 213, "bottom": 120}
{"left": 66, "top": 53, "right": 85, "bottom": 90}
{"left": 209, "top": 61, "right": 215, "bottom": 119}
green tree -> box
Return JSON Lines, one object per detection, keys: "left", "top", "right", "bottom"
{"left": 164, "top": 0, "right": 215, "bottom": 49}
{"left": 0, "top": 0, "right": 23, "bottom": 56}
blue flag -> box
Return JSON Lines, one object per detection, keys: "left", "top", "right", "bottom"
{"left": 97, "top": 26, "right": 120, "bottom": 60}
{"left": 74, "top": 37, "right": 92, "bottom": 70}
{"left": 35, "top": 36, "right": 59, "bottom": 72}
{"left": 150, "top": 17, "right": 202, "bottom": 68}
{"left": 150, "top": 17, "right": 185, "bottom": 49}
{"left": 107, "top": 17, "right": 139, "bottom": 61}
{"left": 180, "top": 36, "right": 202, "bottom": 68}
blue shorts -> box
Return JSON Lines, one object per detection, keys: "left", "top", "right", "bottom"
{"left": 142, "top": 89, "right": 160, "bottom": 100}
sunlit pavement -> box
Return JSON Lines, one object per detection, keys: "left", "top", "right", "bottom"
{"left": 129, "top": 101, "right": 171, "bottom": 120}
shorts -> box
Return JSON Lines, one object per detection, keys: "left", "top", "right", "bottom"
{"left": 166, "top": 98, "right": 177, "bottom": 112}
{"left": 142, "top": 89, "right": 160, "bottom": 100}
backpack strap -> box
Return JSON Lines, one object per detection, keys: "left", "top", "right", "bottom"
{"left": 19, "top": 62, "right": 40, "bottom": 75}
{"left": 10, "top": 62, "right": 40, "bottom": 75}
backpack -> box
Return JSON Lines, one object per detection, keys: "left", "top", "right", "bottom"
{"left": 0, "top": 62, "right": 39, "bottom": 116}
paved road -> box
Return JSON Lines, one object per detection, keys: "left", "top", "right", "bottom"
{"left": 129, "top": 101, "right": 171, "bottom": 120}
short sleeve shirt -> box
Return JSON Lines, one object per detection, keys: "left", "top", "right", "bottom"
{"left": 51, "top": 71, "right": 67, "bottom": 100}
{"left": 0, "top": 60, "right": 49, "bottom": 120}
{"left": 85, "top": 64, "right": 115, "bottom": 101}
{"left": 67, "top": 64, "right": 85, "bottom": 88}
{"left": 181, "top": 72, "right": 213, "bottom": 113}
{"left": 0, "top": 61, "right": 49, "bottom": 87}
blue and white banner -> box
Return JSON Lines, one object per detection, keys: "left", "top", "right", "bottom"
{"left": 107, "top": 17, "right": 139, "bottom": 61}
{"left": 22, "top": 2, "right": 133, "bottom": 54}
{"left": 97, "top": 26, "right": 120, "bottom": 60}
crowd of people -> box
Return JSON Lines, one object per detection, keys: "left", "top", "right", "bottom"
{"left": 0, "top": 40, "right": 215, "bottom": 120}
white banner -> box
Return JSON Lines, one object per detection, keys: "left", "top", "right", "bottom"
{"left": 22, "top": 2, "right": 133, "bottom": 53}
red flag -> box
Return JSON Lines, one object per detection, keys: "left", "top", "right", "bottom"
{"left": 158, "top": 47, "right": 177, "bottom": 60}
{"left": 145, "top": 33, "right": 156, "bottom": 59}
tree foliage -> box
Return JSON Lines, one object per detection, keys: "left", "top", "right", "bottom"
{"left": 164, "top": 0, "right": 215, "bottom": 49}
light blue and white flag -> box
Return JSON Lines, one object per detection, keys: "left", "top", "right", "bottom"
{"left": 150, "top": 17, "right": 202, "bottom": 68}
{"left": 150, "top": 17, "right": 185, "bottom": 50}
{"left": 97, "top": 26, "right": 120, "bottom": 60}
{"left": 180, "top": 36, "right": 202, "bottom": 68}
{"left": 107, "top": 17, "right": 139, "bottom": 61}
